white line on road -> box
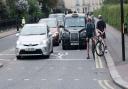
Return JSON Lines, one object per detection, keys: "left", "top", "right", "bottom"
{"left": 24, "top": 79, "right": 30, "bottom": 81}
{"left": 74, "top": 79, "right": 80, "bottom": 81}
{"left": 8, "top": 79, "right": 13, "bottom": 81}
{"left": 41, "top": 79, "right": 47, "bottom": 81}
{"left": 104, "top": 80, "right": 115, "bottom": 89}
{"left": 98, "top": 80, "right": 108, "bottom": 89}
{"left": 57, "top": 78, "right": 63, "bottom": 81}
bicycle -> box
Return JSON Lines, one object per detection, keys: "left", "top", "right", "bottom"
{"left": 92, "top": 33, "right": 105, "bottom": 59}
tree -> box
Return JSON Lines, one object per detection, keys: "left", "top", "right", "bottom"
{"left": 0, "top": 0, "right": 8, "bottom": 19}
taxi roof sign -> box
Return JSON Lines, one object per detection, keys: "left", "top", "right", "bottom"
{"left": 72, "top": 13, "right": 79, "bottom": 17}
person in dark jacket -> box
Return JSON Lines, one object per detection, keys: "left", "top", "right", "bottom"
{"left": 96, "top": 15, "right": 107, "bottom": 49}
{"left": 86, "top": 17, "right": 95, "bottom": 59}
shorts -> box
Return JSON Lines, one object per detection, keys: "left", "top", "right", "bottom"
{"left": 86, "top": 34, "right": 93, "bottom": 39}
{"left": 86, "top": 34, "right": 93, "bottom": 42}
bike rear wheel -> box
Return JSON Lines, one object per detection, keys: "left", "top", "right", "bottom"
{"left": 95, "top": 41, "right": 105, "bottom": 56}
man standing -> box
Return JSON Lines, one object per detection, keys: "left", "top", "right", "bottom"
{"left": 86, "top": 17, "right": 95, "bottom": 59}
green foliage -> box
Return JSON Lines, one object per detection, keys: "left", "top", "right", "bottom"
{"left": 94, "top": 4, "right": 128, "bottom": 30}
{"left": 0, "top": 0, "right": 8, "bottom": 19}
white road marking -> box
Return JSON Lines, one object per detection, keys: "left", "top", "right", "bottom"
{"left": 98, "top": 80, "right": 114, "bottom": 89}
{"left": 57, "top": 78, "right": 63, "bottom": 81}
{"left": 98, "top": 80, "right": 108, "bottom": 89}
{"left": 8, "top": 79, "right": 13, "bottom": 81}
{"left": 104, "top": 80, "right": 115, "bottom": 89}
{"left": 41, "top": 79, "right": 47, "bottom": 80}
{"left": 95, "top": 53, "right": 104, "bottom": 68}
{"left": 24, "top": 79, "right": 30, "bottom": 81}
{"left": 74, "top": 79, "right": 80, "bottom": 81}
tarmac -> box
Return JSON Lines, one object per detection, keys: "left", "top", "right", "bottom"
{"left": 0, "top": 28, "right": 17, "bottom": 68}
{"left": 0, "top": 25, "right": 128, "bottom": 88}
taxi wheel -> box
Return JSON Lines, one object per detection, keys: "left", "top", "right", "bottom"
{"left": 16, "top": 56, "right": 22, "bottom": 59}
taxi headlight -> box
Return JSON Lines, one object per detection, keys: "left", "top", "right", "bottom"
{"left": 16, "top": 41, "right": 22, "bottom": 46}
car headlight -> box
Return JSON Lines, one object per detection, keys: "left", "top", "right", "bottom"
{"left": 16, "top": 41, "right": 22, "bottom": 46}
{"left": 80, "top": 31, "right": 86, "bottom": 38}
{"left": 62, "top": 29, "right": 70, "bottom": 37}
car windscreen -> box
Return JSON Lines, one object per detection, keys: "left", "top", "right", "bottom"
{"left": 20, "top": 26, "right": 47, "bottom": 36}
{"left": 65, "top": 17, "right": 85, "bottom": 28}
{"left": 39, "top": 20, "right": 57, "bottom": 28}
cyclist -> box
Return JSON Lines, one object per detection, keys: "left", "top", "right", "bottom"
{"left": 96, "top": 15, "right": 107, "bottom": 49}
{"left": 86, "top": 17, "right": 95, "bottom": 59}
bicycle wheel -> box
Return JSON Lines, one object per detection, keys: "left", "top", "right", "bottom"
{"left": 95, "top": 41, "right": 105, "bottom": 56}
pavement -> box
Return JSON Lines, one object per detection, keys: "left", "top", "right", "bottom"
{"left": 0, "top": 28, "right": 17, "bottom": 68}
{"left": 105, "top": 24, "right": 128, "bottom": 89}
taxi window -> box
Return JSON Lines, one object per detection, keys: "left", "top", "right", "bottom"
{"left": 65, "top": 17, "right": 85, "bottom": 28}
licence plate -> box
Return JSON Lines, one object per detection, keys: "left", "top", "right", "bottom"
{"left": 25, "top": 48, "right": 35, "bottom": 51}
{"left": 71, "top": 43, "right": 79, "bottom": 45}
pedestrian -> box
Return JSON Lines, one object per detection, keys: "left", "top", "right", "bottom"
{"left": 86, "top": 17, "right": 95, "bottom": 59}
{"left": 96, "top": 15, "right": 107, "bottom": 49}
{"left": 21, "top": 17, "right": 26, "bottom": 27}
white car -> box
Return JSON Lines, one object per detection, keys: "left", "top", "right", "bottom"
{"left": 16, "top": 24, "right": 53, "bottom": 59}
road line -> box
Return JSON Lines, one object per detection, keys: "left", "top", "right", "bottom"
{"left": 41, "top": 79, "right": 47, "bottom": 80}
{"left": 74, "top": 79, "right": 80, "bottom": 81}
{"left": 8, "top": 79, "right": 13, "bottom": 81}
{"left": 104, "top": 80, "right": 115, "bottom": 89}
{"left": 98, "top": 56, "right": 104, "bottom": 68}
{"left": 95, "top": 54, "right": 100, "bottom": 68}
{"left": 24, "top": 79, "right": 30, "bottom": 81}
{"left": 57, "top": 78, "right": 63, "bottom": 81}
{"left": 98, "top": 80, "right": 108, "bottom": 89}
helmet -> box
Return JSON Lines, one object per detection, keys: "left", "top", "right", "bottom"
{"left": 98, "top": 15, "right": 102, "bottom": 19}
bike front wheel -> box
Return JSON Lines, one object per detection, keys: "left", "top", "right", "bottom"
{"left": 95, "top": 41, "right": 105, "bottom": 56}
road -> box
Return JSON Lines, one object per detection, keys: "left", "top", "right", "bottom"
{"left": 0, "top": 34, "right": 122, "bottom": 89}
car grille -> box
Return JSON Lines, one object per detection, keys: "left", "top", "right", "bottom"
{"left": 19, "top": 49, "right": 42, "bottom": 55}
{"left": 23, "top": 44, "right": 38, "bottom": 46}
{"left": 70, "top": 33, "right": 79, "bottom": 42}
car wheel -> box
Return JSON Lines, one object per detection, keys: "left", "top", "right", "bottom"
{"left": 16, "top": 55, "right": 21, "bottom": 59}
{"left": 45, "top": 55, "right": 50, "bottom": 58}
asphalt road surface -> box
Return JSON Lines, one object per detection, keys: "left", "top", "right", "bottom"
{"left": 0, "top": 34, "right": 122, "bottom": 89}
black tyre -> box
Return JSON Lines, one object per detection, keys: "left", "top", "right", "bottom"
{"left": 95, "top": 41, "right": 105, "bottom": 56}
{"left": 16, "top": 55, "right": 21, "bottom": 59}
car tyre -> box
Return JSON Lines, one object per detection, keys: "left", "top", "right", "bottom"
{"left": 16, "top": 55, "right": 21, "bottom": 59}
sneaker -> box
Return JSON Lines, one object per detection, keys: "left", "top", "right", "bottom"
{"left": 105, "top": 46, "right": 107, "bottom": 50}
{"left": 87, "top": 56, "right": 90, "bottom": 59}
